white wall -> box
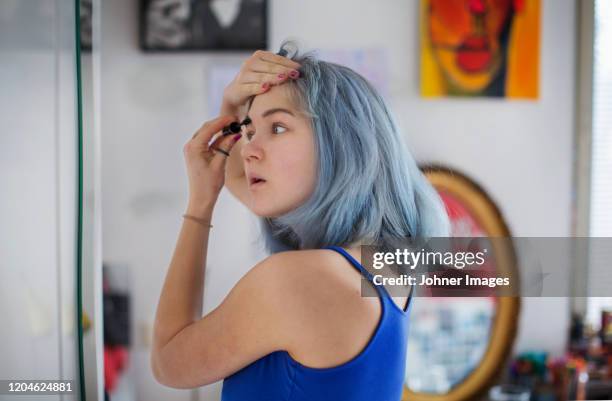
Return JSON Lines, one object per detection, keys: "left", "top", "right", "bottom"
{"left": 100, "top": 0, "right": 576, "bottom": 400}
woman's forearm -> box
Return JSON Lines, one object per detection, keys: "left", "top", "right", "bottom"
{"left": 152, "top": 206, "right": 213, "bottom": 353}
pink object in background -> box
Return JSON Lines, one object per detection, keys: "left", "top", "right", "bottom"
{"left": 104, "top": 345, "right": 129, "bottom": 393}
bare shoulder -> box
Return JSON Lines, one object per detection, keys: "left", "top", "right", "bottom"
{"left": 240, "top": 249, "right": 364, "bottom": 337}
{"left": 250, "top": 248, "right": 374, "bottom": 324}
{"left": 259, "top": 249, "right": 383, "bottom": 368}
{"left": 236, "top": 250, "right": 339, "bottom": 313}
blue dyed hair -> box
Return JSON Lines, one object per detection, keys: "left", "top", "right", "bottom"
{"left": 257, "top": 42, "right": 450, "bottom": 254}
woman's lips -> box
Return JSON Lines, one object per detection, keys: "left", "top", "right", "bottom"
{"left": 248, "top": 178, "right": 267, "bottom": 189}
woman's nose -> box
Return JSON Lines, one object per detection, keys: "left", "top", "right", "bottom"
{"left": 240, "top": 137, "right": 264, "bottom": 162}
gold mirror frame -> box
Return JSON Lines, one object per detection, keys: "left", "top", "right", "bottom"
{"left": 403, "top": 165, "right": 521, "bottom": 401}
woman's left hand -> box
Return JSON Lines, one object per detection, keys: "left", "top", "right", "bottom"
{"left": 183, "top": 115, "right": 243, "bottom": 217}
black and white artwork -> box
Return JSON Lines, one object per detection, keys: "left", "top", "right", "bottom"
{"left": 140, "top": 0, "right": 267, "bottom": 51}
{"left": 80, "top": 0, "right": 93, "bottom": 51}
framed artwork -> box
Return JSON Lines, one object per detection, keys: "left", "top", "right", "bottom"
{"left": 140, "top": 0, "right": 267, "bottom": 51}
{"left": 79, "top": 0, "right": 93, "bottom": 51}
{"left": 420, "top": 0, "right": 540, "bottom": 98}
{"left": 402, "top": 165, "right": 520, "bottom": 401}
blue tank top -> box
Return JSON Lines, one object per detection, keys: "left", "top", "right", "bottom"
{"left": 221, "top": 245, "right": 412, "bottom": 401}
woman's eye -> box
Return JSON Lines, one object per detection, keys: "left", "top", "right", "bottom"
{"left": 272, "top": 124, "right": 287, "bottom": 134}
{"left": 245, "top": 124, "right": 285, "bottom": 140}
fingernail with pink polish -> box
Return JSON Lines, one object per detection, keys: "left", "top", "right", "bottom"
{"left": 233, "top": 134, "right": 242, "bottom": 141}
{"left": 261, "top": 82, "right": 269, "bottom": 90}
{"left": 277, "top": 73, "right": 286, "bottom": 80}
{"left": 289, "top": 69, "right": 300, "bottom": 79}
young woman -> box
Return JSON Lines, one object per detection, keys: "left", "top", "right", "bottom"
{"left": 151, "top": 43, "right": 449, "bottom": 401}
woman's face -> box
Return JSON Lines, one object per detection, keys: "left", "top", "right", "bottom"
{"left": 428, "top": 0, "right": 513, "bottom": 92}
{"left": 240, "top": 84, "right": 317, "bottom": 218}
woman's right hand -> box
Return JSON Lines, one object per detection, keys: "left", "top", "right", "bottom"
{"left": 221, "top": 50, "right": 302, "bottom": 116}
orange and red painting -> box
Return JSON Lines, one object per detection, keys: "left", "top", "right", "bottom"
{"left": 420, "top": 0, "right": 540, "bottom": 98}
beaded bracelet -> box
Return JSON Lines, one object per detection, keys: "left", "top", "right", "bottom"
{"left": 182, "top": 214, "right": 213, "bottom": 228}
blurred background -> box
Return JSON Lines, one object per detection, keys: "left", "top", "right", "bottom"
{"left": 1, "top": 0, "right": 611, "bottom": 400}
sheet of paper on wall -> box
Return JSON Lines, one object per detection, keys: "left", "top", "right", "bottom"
{"left": 207, "top": 65, "right": 241, "bottom": 119}
{"left": 317, "top": 48, "right": 390, "bottom": 100}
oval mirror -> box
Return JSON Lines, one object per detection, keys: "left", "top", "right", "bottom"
{"left": 403, "top": 166, "right": 521, "bottom": 401}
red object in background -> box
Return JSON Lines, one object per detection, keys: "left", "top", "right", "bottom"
{"left": 439, "top": 191, "right": 485, "bottom": 236}
{"left": 104, "top": 345, "right": 129, "bottom": 393}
